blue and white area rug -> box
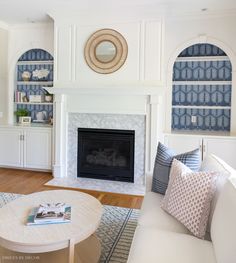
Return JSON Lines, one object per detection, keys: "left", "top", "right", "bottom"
{"left": 0, "top": 193, "right": 139, "bottom": 263}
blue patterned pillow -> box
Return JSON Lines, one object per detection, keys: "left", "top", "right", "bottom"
{"left": 152, "top": 142, "right": 201, "bottom": 194}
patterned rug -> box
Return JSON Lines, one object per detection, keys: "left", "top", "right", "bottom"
{"left": 0, "top": 193, "right": 139, "bottom": 263}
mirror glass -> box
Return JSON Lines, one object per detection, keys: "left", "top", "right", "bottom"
{"left": 95, "top": 41, "right": 116, "bottom": 63}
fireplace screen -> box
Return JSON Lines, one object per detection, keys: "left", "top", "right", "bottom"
{"left": 77, "top": 128, "right": 135, "bottom": 182}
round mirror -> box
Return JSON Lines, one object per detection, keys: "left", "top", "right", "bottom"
{"left": 84, "top": 29, "right": 128, "bottom": 74}
{"left": 95, "top": 41, "right": 117, "bottom": 63}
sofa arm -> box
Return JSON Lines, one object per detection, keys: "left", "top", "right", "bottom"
{"left": 145, "top": 172, "right": 153, "bottom": 193}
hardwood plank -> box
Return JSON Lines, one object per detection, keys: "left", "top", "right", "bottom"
{"left": 0, "top": 168, "right": 143, "bottom": 209}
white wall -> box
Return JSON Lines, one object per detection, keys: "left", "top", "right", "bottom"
{"left": 0, "top": 27, "right": 8, "bottom": 124}
{"left": 163, "top": 14, "right": 236, "bottom": 134}
{"left": 7, "top": 23, "right": 54, "bottom": 124}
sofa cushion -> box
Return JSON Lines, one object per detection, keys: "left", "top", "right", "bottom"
{"left": 152, "top": 142, "right": 201, "bottom": 194}
{"left": 211, "top": 177, "right": 236, "bottom": 263}
{"left": 138, "top": 191, "right": 190, "bottom": 234}
{"left": 127, "top": 226, "right": 216, "bottom": 263}
{"left": 162, "top": 159, "right": 218, "bottom": 239}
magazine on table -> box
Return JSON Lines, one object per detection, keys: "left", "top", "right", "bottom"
{"left": 26, "top": 203, "right": 71, "bottom": 226}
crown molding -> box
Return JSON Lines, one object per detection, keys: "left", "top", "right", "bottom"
{"left": 165, "top": 8, "right": 236, "bottom": 21}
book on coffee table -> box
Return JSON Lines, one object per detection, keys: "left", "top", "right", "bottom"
{"left": 26, "top": 203, "right": 71, "bottom": 226}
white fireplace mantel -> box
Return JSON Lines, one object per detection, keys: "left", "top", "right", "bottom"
{"left": 44, "top": 85, "right": 164, "bottom": 96}
{"left": 50, "top": 83, "right": 164, "bottom": 182}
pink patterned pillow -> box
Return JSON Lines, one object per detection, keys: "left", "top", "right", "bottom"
{"left": 162, "top": 159, "right": 218, "bottom": 239}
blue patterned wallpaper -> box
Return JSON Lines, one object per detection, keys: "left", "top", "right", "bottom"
{"left": 178, "top": 44, "right": 226, "bottom": 57}
{"left": 172, "top": 108, "right": 230, "bottom": 131}
{"left": 18, "top": 49, "right": 53, "bottom": 61}
{"left": 173, "top": 61, "right": 232, "bottom": 81}
{"left": 172, "top": 85, "right": 231, "bottom": 106}
{"left": 172, "top": 44, "right": 232, "bottom": 132}
{"left": 17, "top": 104, "right": 53, "bottom": 121}
{"left": 16, "top": 49, "right": 53, "bottom": 122}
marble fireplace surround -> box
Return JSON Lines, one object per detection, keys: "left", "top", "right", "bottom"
{"left": 45, "top": 87, "right": 163, "bottom": 195}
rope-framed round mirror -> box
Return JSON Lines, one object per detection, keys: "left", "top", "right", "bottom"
{"left": 84, "top": 29, "right": 128, "bottom": 74}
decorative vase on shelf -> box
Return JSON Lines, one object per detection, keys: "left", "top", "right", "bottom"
{"left": 21, "top": 71, "right": 31, "bottom": 81}
{"left": 44, "top": 95, "right": 53, "bottom": 102}
{"left": 36, "top": 111, "right": 47, "bottom": 121}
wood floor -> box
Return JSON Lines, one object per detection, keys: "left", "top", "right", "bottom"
{"left": 0, "top": 168, "right": 143, "bottom": 209}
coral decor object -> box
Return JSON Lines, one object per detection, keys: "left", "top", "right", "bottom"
{"left": 32, "top": 68, "right": 50, "bottom": 80}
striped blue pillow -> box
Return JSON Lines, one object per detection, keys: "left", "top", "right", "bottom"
{"left": 152, "top": 142, "right": 201, "bottom": 194}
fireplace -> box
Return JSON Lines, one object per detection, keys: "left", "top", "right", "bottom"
{"left": 77, "top": 128, "right": 135, "bottom": 182}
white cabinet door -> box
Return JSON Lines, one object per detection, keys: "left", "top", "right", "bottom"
{"left": 0, "top": 128, "right": 23, "bottom": 167}
{"left": 164, "top": 135, "right": 202, "bottom": 155}
{"left": 203, "top": 138, "right": 236, "bottom": 169}
{"left": 24, "top": 129, "right": 52, "bottom": 170}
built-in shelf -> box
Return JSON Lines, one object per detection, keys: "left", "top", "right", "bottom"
{"left": 172, "top": 81, "right": 232, "bottom": 85}
{"left": 176, "top": 56, "right": 229, "bottom": 62}
{"left": 172, "top": 105, "right": 231, "bottom": 110}
{"left": 172, "top": 43, "right": 232, "bottom": 132}
{"left": 17, "top": 81, "right": 53, "bottom": 86}
{"left": 15, "top": 49, "right": 54, "bottom": 125}
{"left": 14, "top": 102, "right": 53, "bottom": 105}
{"left": 17, "top": 60, "right": 53, "bottom": 65}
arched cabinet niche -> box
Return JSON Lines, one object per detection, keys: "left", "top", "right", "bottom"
{"left": 172, "top": 43, "right": 232, "bottom": 132}
{"left": 14, "top": 49, "right": 54, "bottom": 124}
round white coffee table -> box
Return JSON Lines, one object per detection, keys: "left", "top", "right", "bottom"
{"left": 0, "top": 190, "right": 103, "bottom": 263}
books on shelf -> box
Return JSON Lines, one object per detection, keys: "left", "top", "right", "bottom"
{"left": 15, "top": 91, "right": 26, "bottom": 102}
{"left": 27, "top": 203, "right": 71, "bottom": 226}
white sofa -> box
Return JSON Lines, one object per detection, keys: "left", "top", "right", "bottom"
{"left": 127, "top": 155, "right": 236, "bottom": 263}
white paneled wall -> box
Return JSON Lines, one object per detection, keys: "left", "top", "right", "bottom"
{"left": 53, "top": 18, "right": 164, "bottom": 86}
{"left": 143, "top": 20, "right": 164, "bottom": 83}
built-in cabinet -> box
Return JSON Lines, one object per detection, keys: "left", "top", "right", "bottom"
{"left": 164, "top": 133, "right": 236, "bottom": 169}
{"left": 0, "top": 127, "right": 52, "bottom": 170}
{"left": 3, "top": 48, "right": 54, "bottom": 172}
{"left": 0, "top": 128, "right": 22, "bottom": 167}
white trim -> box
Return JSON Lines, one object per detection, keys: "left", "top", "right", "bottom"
{"left": 43, "top": 86, "right": 162, "bottom": 96}
{"left": 173, "top": 81, "right": 232, "bottom": 85}
{"left": 167, "top": 37, "right": 236, "bottom": 75}
{"left": 172, "top": 105, "right": 231, "bottom": 110}
{"left": 17, "top": 81, "right": 53, "bottom": 85}
{"left": 139, "top": 20, "right": 145, "bottom": 81}
{"left": 54, "top": 26, "right": 59, "bottom": 81}
{"left": 17, "top": 60, "right": 53, "bottom": 65}
{"left": 71, "top": 25, "right": 76, "bottom": 82}
{"left": 15, "top": 102, "right": 53, "bottom": 105}
{"left": 176, "top": 56, "right": 230, "bottom": 62}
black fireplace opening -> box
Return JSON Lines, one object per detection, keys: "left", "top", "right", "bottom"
{"left": 77, "top": 128, "right": 135, "bottom": 182}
